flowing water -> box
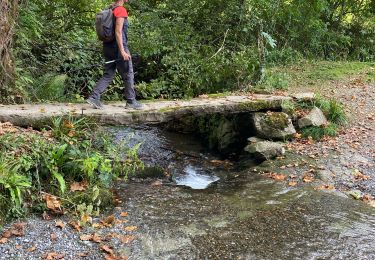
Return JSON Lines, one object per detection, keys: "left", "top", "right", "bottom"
{"left": 111, "top": 126, "right": 375, "bottom": 259}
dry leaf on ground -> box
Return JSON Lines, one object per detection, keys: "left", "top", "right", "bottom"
{"left": 119, "top": 235, "right": 136, "bottom": 244}
{"left": 92, "top": 233, "right": 102, "bottom": 243}
{"left": 43, "top": 194, "right": 62, "bottom": 212}
{"left": 120, "top": 212, "right": 128, "bottom": 217}
{"left": 69, "top": 221, "right": 82, "bottom": 232}
{"left": 70, "top": 181, "right": 88, "bottom": 192}
{"left": 124, "top": 226, "right": 138, "bottom": 232}
{"left": 26, "top": 246, "right": 37, "bottom": 252}
{"left": 101, "top": 215, "right": 115, "bottom": 226}
{"left": 80, "top": 234, "right": 93, "bottom": 241}
{"left": 303, "top": 175, "right": 314, "bottom": 183}
{"left": 55, "top": 220, "right": 65, "bottom": 229}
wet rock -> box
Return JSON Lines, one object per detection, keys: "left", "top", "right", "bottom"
{"left": 252, "top": 112, "right": 296, "bottom": 140}
{"left": 244, "top": 140, "right": 285, "bottom": 161}
{"left": 298, "top": 107, "right": 327, "bottom": 128}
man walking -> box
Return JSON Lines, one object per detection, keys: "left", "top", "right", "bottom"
{"left": 87, "top": 0, "right": 143, "bottom": 110}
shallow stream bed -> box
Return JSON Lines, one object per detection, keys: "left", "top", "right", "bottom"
{"left": 112, "top": 126, "right": 375, "bottom": 259}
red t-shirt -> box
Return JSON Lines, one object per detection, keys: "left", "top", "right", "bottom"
{"left": 113, "top": 6, "right": 128, "bottom": 18}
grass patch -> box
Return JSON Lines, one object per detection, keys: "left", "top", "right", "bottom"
{"left": 270, "top": 60, "right": 375, "bottom": 91}
{"left": 301, "top": 123, "right": 339, "bottom": 140}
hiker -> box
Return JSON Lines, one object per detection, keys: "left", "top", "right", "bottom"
{"left": 87, "top": 0, "right": 143, "bottom": 110}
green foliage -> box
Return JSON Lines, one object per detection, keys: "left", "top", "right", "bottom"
{"left": 0, "top": 116, "right": 143, "bottom": 222}
{"left": 33, "top": 74, "right": 68, "bottom": 101}
{"left": 5, "top": 0, "right": 374, "bottom": 103}
{"left": 0, "top": 160, "right": 31, "bottom": 208}
{"left": 257, "top": 72, "right": 290, "bottom": 91}
{"left": 301, "top": 123, "right": 339, "bottom": 140}
{"left": 313, "top": 95, "right": 348, "bottom": 126}
{"left": 281, "top": 100, "right": 296, "bottom": 116}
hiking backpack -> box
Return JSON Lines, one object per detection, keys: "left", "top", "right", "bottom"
{"left": 95, "top": 5, "right": 118, "bottom": 42}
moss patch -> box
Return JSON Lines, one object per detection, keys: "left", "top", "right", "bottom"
{"left": 264, "top": 112, "right": 290, "bottom": 129}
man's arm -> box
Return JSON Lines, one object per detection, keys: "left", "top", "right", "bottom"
{"left": 115, "top": 17, "right": 131, "bottom": 61}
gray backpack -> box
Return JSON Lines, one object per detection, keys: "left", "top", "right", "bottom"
{"left": 95, "top": 5, "right": 118, "bottom": 42}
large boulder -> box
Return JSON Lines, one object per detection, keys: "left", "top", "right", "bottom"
{"left": 244, "top": 139, "right": 285, "bottom": 161}
{"left": 298, "top": 107, "right": 327, "bottom": 128}
{"left": 252, "top": 112, "right": 296, "bottom": 140}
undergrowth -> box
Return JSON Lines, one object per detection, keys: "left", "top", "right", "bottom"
{"left": 288, "top": 94, "right": 348, "bottom": 140}
{"left": 0, "top": 116, "right": 143, "bottom": 225}
{"left": 301, "top": 123, "right": 339, "bottom": 140}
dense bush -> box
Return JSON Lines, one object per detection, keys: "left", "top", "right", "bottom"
{"left": 1, "top": 0, "right": 374, "bottom": 103}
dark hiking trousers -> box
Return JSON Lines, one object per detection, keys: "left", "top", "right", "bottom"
{"left": 91, "top": 44, "right": 136, "bottom": 102}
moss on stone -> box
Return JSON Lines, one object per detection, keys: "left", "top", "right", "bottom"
{"left": 264, "top": 112, "right": 289, "bottom": 129}
{"left": 238, "top": 100, "right": 277, "bottom": 112}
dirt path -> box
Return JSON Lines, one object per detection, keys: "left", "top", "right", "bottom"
{"left": 288, "top": 79, "right": 375, "bottom": 197}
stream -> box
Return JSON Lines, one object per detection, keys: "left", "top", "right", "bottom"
{"left": 111, "top": 126, "right": 375, "bottom": 259}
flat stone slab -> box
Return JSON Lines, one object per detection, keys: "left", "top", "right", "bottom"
{"left": 0, "top": 94, "right": 301, "bottom": 127}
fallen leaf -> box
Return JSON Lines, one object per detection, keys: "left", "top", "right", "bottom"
{"left": 43, "top": 194, "right": 62, "bottom": 212}
{"left": 104, "top": 254, "right": 116, "bottom": 260}
{"left": 120, "top": 212, "right": 128, "bottom": 218}
{"left": 67, "top": 130, "right": 75, "bottom": 137}
{"left": 69, "top": 221, "right": 82, "bottom": 232}
{"left": 101, "top": 215, "right": 115, "bottom": 226}
{"left": 318, "top": 185, "right": 335, "bottom": 190}
{"left": 119, "top": 235, "right": 135, "bottom": 244}
{"left": 303, "top": 176, "right": 314, "bottom": 183}
{"left": 271, "top": 173, "right": 286, "bottom": 181}
{"left": 44, "top": 252, "right": 65, "bottom": 260}
{"left": 16, "top": 245, "right": 22, "bottom": 249}
{"left": 63, "top": 120, "right": 74, "bottom": 129}
{"left": 124, "top": 226, "right": 138, "bottom": 232}
{"left": 55, "top": 220, "right": 65, "bottom": 229}
{"left": 2, "top": 230, "right": 11, "bottom": 238}
{"left": 81, "top": 213, "right": 92, "bottom": 224}
{"left": 288, "top": 181, "right": 298, "bottom": 187}
{"left": 354, "top": 170, "right": 370, "bottom": 181}
{"left": 40, "top": 107, "right": 46, "bottom": 113}
{"left": 70, "top": 181, "right": 87, "bottom": 192}
{"left": 100, "top": 245, "right": 114, "bottom": 255}
{"left": 92, "top": 223, "right": 104, "bottom": 229}
{"left": 92, "top": 233, "right": 102, "bottom": 243}
{"left": 27, "top": 246, "right": 37, "bottom": 252}
{"left": 80, "top": 234, "right": 93, "bottom": 241}
{"left": 0, "top": 238, "right": 8, "bottom": 244}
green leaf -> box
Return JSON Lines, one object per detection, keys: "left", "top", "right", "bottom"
{"left": 52, "top": 170, "right": 66, "bottom": 193}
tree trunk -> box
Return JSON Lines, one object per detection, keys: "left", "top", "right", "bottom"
{"left": 0, "top": 0, "right": 19, "bottom": 103}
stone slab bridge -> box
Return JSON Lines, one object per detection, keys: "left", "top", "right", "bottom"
{"left": 0, "top": 93, "right": 313, "bottom": 128}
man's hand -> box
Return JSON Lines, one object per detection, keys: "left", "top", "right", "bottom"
{"left": 121, "top": 50, "right": 131, "bottom": 61}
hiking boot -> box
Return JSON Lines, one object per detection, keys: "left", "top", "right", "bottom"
{"left": 126, "top": 100, "right": 144, "bottom": 110}
{"left": 86, "top": 97, "right": 103, "bottom": 109}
